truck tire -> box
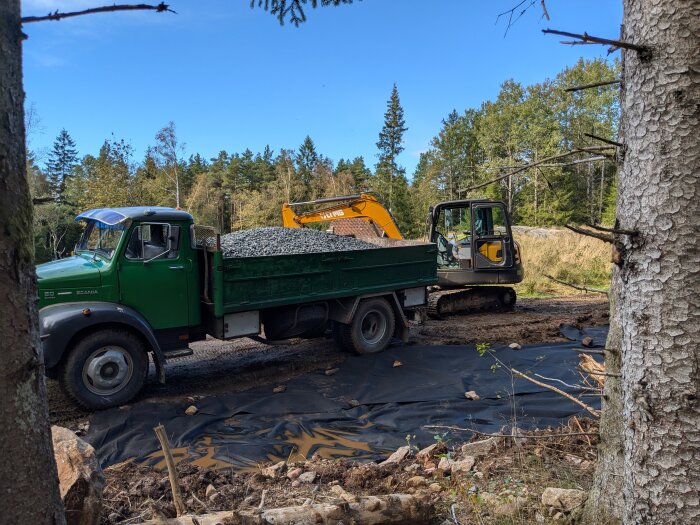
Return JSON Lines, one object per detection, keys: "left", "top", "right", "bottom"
{"left": 58, "top": 329, "right": 149, "bottom": 410}
{"left": 339, "top": 297, "right": 395, "bottom": 355}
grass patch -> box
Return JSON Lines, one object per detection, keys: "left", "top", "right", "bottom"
{"left": 513, "top": 227, "right": 611, "bottom": 298}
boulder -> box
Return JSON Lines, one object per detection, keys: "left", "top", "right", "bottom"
{"left": 451, "top": 456, "right": 476, "bottom": 475}
{"left": 541, "top": 487, "right": 588, "bottom": 512}
{"left": 380, "top": 445, "right": 410, "bottom": 466}
{"left": 298, "top": 471, "right": 317, "bottom": 483}
{"left": 464, "top": 390, "right": 481, "bottom": 400}
{"left": 509, "top": 343, "right": 522, "bottom": 350}
{"left": 261, "top": 461, "right": 286, "bottom": 479}
{"left": 185, "top": 405, "right": 198, "bottom": 416}
{"left": 480, "top": 492, "right": 527, "bottom": 517}
{"left": 52, "top": 426, "right": 105, "bottom": 525}
{"left": 461, "top": 437, "right": 498, "bottom": 458}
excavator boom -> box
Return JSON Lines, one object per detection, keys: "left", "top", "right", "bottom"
{"left": 281, "top": 193, "right": 404, "bottom": 240}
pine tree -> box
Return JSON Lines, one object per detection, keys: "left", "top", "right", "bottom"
{"left": 297, "top": 135, "right": 318, "bottom": 192}
{"left": 375, "top": 84, "right": 408, "bottom": 211}
{"left": 45, "top": 128, "right": 78, "bottom": 200}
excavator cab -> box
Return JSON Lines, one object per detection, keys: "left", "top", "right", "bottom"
{"left": 429, "top": 199, "right": 523, "bottom": 287}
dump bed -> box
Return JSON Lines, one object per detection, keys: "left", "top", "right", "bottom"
{"left": 210, "top": 240, "right": 437, "bottom": 317}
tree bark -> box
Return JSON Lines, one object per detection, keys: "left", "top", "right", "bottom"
{"left": 615, "top": 1, "right": 700, "bottom": 523}
{"left": 0, "top": 2, "right": 66, "bottom": 524}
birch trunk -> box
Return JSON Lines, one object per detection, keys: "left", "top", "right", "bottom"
{"left": 616, "top": 1, "right": 699, "bottom": 523}
{"left": 0, "top": 2, "right": 66, "bottom": 523}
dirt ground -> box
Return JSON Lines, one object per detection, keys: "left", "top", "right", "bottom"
{"left": 48, "top": 295, "right": 609, "bottom": 433}
{"left": 47, "top": 295, "right": 609, "bottom": 524}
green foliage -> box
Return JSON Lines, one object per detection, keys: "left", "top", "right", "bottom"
{"left": 30, "top": 59, "right": 620, "bottom": 263}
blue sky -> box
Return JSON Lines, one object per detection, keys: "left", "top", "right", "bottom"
{"left": 22, "top": 0, "right": 622, "bottom": 176}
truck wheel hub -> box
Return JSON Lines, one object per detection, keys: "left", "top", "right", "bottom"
{"left": 83, "top": 347, "right": 133, "bottom": 394}
{"left": 360, "top": 311, "right": 387, "bottom": 344}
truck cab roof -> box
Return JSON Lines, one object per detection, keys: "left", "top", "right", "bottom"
{"left": 76, "top": 207, "right": 193, "bottom": 226}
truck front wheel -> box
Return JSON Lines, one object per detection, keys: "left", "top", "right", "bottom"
{"left": 59, "top": 329, "right": 149, "bottom": 410}
{"left": 339, "top": 297, "right": 395, "bottom": 355}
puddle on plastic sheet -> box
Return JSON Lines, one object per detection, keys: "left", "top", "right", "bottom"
{"left": 141, "top": 422, "right": 380, "bottom": 473}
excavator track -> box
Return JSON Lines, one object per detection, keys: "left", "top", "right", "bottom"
{"left": 427, "top": 286, "right": 517, "bottom": 320}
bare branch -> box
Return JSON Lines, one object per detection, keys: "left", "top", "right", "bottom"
{"left": 584, "top": 132, "right": 623, "bottom": 148}
{"left": 423, "top": 425, "right": 598, "bottom": 438}
{"left": 21, "top": 3, "right": 174, "bottom": 24}
{"left": 545, "top": 274, "right": 609, "bottom": 296}
{"left": 496, "top": 0, "right": 537, "bottom": 37}
{"left": 542, "top": 28, "right": 648, "bottom": 54}
{"left": 459, "top": 147, "right": 614, "bottom": 193}
{"left": 540, "top": 0, "right": 550, "bottom": 21}
{"left": 582, "top": 223, "right": 638, "bottom": 236}
{"left": 511, "top": 367, "right": 601, "bottom": 417}
{"left": 565, "top": 224, "right": 615, "bottom": 244}
{"left": 565, "top": 79, "right": 622, "bottom": 92}
{"left": 32, "top": 197, "right": 55, "bottom": 205}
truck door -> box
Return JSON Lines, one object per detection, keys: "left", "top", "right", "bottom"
{"left": 471, "top": 203, "right": 515, "bottom": 270}
{"left": 118, "top": 222, "right": 190, "bottom": 331}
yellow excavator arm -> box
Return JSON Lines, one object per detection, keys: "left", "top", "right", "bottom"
{"left": 281, "top": 193, "right": 404, "bottom": 240}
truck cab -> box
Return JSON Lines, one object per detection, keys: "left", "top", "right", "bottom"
{"left": 38, "top": 207, "right": 202, "bottom": 409}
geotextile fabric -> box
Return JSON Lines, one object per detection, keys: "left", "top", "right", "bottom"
{"left": 86, "top": 326, "right": 606, "bottom": 470}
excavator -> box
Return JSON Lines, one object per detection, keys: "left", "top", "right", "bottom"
{"left": 282, "top": 193, "right": 524, "bottom": 318}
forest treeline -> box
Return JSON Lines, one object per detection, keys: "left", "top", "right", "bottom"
{"left": 30, "top": 58, "right": 618, "bottom": 263}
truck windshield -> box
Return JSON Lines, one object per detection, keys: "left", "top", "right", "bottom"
{"left": 76, "top": 220, "right": 126, "bottom": 260}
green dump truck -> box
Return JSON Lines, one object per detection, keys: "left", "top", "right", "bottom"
{"left": 37, "top": 207, "right": 437, "bottom": 409}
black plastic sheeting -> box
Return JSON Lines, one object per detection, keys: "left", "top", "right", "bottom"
{"left": 86, "top": 326, "right": 607, "bottom": 471}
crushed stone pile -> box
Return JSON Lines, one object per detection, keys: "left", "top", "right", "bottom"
{"left": 220, "top": 227, "right": 379, "bottom": 258}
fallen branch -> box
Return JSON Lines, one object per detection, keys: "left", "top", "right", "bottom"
{"left": 459, "top": 147, "right": 614, "bottom": 193}
{"left": 544, "top": 274, "right": 609, "bottom": 296}
{"left": 579, "top": 368, "right": 621, "bottom": 378}
{"left": 511, "top": 367, "right": 601, "bottom": 417}
{"left": 582, "top": 222, "right": 638, "bottom": 236}
{"left": 565, "top": 224, "right": 614, "bottom": 244}
{"left": 423, "top": 425, "right": 598, "bottom": 438}
{"left": 154, "top": 424, "right": 187, "bottom": 517}
{"left": 565, "top": 79, "right": 621, "bottom": 92}
{"left": 574, "top": 348, "right": 606, "bottom": 356}
{"left": 542, "top": 28, "right": 648, "bottom": 54}
{"left": 571, "top": 416, "right": 592, "bottom": 447}
{"left": 22, "top": 2, "right": 174, "bottom": 23}
{"left": 584, "top": 132, "right": 623, "bottom": 148}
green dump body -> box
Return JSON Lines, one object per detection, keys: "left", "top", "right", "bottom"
{"left": 212, "top": 242, "right": 438, "bottom": 317}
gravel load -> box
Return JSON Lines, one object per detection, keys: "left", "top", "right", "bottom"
{"left": 220, "top": 227, "right": 379, "bottom": 258}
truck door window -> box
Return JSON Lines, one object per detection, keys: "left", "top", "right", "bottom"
{"left": 125, "top": 223, "right": 180, "bottom": 261}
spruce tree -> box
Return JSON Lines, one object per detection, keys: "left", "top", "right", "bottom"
{"left": 375, "top": 84, "right": 408, "bottom": 211}
{"left": 45, "top": 128, "right": 78, "bottom": 200}
{"left": 297, "top": 135, "right": 318, "bottom": 196}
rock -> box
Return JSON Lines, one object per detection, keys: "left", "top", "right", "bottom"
{"left": 262, "top": 461, "right": 287, "bottom": 479}
{"left": 451, "top": 456, "right": 476, "bottom": 475}
{"left": 429, "top": 482, "right": 442, "bottom": 493}
{"left": 509, "top": 342, "right": 522, "bottom": 350}
{"left": 407, "top": 476, "right": 426, "bottom": 488}
{"left": 437, "top": 456, "right": 453, "bottom": 473}
{"left": 393, "top": 360, "right": 403, "bottom": 368}
{"left": 380, "top": 445, "right": 410, "bottom": 466}
{"left": 325, "top": 367, "right": 339, "bottom": 376}
{"left": 404, "top": 463, "right": 421, "bottom": 473}
{"left": 582, "top": 336, "right": 594, "bottom": 347}
{"left": 287, "top": 467, "right": 303, "bottom": 480}
{"left": 416, "top": 443, "right": 438, "bottom": 462}
{"left": 185, "top": 405, "right": 198, "bottom": 416}
{"left": 464, "top": 390, "right": 481, "bottom": 400}
{"left": 52, "top": 426, "right": 105, "bottom": 525}
{"left": 461, "top": 437, "right": 498, "bottom": 458}
{"left": 541, "top": 487, "right": 588, "bottom": 512}
{"left": 298, "top": 471, "right": 317, "bottom": 483}
{"left": 273, "top": 385, "right": 287, "bottom": 393}
{"left": 480, "top": 491, "right": 527, "bottom": 517}
{"left": 535, "top": 512, "right": 546, "bottom": 522}
{"left": 348, "top": 399, "right": 360, "bottom": 407}
{"left": 205, "top": 484, "right": 216, "bottom": 498}
{"left": 291, "top": 480, "right": 301, "bottom": 488}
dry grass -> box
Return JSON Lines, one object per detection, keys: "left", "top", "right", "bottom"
{"left": 513, "top": 227, "right": 611, "bottom": 298}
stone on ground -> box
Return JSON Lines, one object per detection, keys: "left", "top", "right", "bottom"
{"left": 541, "top": 487, "right": 588, "bottom": 512}
{"left": 52, "top": 425, "right": 105, "bottom": 525}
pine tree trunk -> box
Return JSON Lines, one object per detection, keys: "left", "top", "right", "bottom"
{"left": 611, "top": 1, "right": 699, "bottom": 523}
{"left": 0, "top": 3, "right": 66, "bottom": 523}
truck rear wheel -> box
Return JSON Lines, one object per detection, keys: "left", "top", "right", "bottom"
{"left": 59, "top": 329, "right": 149, "bottom": 410}
{"left": 339, "top": 297, "right": 395, "bottom": 355}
